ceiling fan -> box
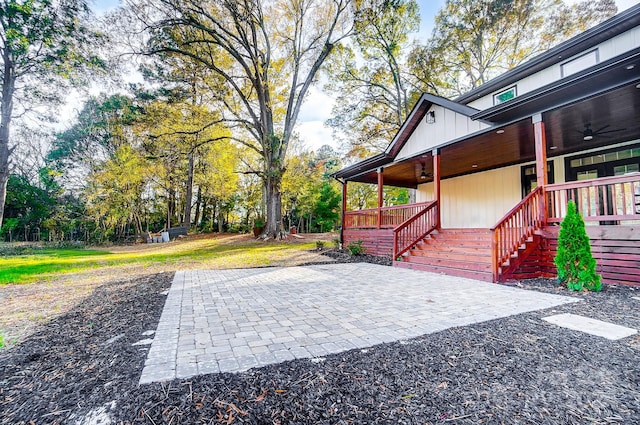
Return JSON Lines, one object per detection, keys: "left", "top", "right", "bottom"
{"left": 579, "top": 123, "right": 626, "bottom": 141}
{"left": 417, "top": 164, "right": 432, "bottom": 180}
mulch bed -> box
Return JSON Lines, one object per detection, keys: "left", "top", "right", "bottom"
{"left": 320, "top": 249, "right": 393, "bottom": 266}
{"left": 1, "top": 262, "right": 639, "bottom": 424}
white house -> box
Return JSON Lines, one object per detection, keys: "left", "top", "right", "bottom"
{"left": 334, "top": 4, "right": 640, "bottom": 286}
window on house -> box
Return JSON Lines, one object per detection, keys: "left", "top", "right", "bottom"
{"left": 521, "top": 162, "right": 554, "bottom": 198}
{"left": 569, "top": 147, "right": 640, "bottom": 168}
{"left": 565, "top": 144, "right": 640, "bottom": 181}
{"left": 493, "top": 86, "right": 517, "bottom": 105}
{"left": 561, "top": 49, "right": 598, "bottom": 77}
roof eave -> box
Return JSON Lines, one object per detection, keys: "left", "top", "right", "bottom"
{"left": 456, "top": 4, "right": 640, "bottom": 105}
{"left": 472, "top": 47, "right": 640, "bottom": 123}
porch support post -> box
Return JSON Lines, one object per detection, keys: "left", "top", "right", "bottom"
{"left": 432, "top": 148, "right": 441, "bottom": 229}
{"left": 377, "top": 167, "right": 384, "bottom": 229}
{"left": 533, "top": 113, "right": 548, "bottom": 223}
{"left": 341, "top": 180, "right": 348, "bottom": 245}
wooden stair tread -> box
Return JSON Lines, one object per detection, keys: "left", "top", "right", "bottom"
{"left": 408, "top": 249, "right": 492, "bottom": 262}
{"left": 398, "top": 228, "right": 494, "bottom": 279}
{"left": 394, "top": 261, "right": 493, "bottom": 282}
{"left": 403, "top": 255, "right": 492, "bottom": 272}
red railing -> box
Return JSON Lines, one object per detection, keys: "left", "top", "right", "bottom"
{"left": 546, "top": 174, "right": 640, "bottom": 223}
{"left": 393, "top": 201, "right": 439, "bottom": 259}
{"left": 491, "top": 186, "right": 544, "bottom": 281}
{"left": 344, "top": 201, "right": 437, "bottom": 229}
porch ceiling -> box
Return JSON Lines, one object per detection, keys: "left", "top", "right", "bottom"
{"left": 348, "top": 81, "right": 640, "bottom": 188}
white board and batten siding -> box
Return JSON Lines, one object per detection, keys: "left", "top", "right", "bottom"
{"left": 396, "top": 105, "right": 489, "bottom": 161}
{"left": 467, "top": 26, "right": 640, "bottom": 111}
{"left": 416, "top": 165, "right": 522, "bottom": 228}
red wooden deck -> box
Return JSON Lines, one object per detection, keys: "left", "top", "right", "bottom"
{"left": 504, "top": 225, "right": 640, "bottom": 287}
{"left": 343, "top": 228, "right": 394, "bottom": 257}
{"left": 342, "top": 175, "right": 640, "bottom": 286}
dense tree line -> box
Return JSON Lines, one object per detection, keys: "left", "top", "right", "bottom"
{"left": 0, "top": 0, "right": 615, "bottom": 243}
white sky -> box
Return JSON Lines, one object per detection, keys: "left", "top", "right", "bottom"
{"left": 82, "top": 0, "right": 639, "bottom": 153}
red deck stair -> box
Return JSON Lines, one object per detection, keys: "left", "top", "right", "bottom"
{"left": 394, "top": 228, "right": 494, "bottom": 282}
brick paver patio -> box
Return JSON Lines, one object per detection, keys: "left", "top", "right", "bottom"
{"left": 139, "top": 263, "right": 578, "bottom": 384}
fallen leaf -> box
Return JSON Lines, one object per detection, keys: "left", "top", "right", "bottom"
{"left": 255, "top": 389, "right": 268, "bottom": 402}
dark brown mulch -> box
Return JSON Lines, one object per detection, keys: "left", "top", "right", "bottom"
{"left": 321, "top": 249, "right": 393, "bottom": 266}
{"left": 0, "top": 272, "right": 173, "bottom": 425}
{"left": 1, "top": 268, "right": 639, "bottom": 424}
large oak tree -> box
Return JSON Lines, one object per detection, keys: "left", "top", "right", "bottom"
{"left": 124, "top": 0, "right": 353, "bottom": 237}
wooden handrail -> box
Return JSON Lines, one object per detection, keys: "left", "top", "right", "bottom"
{"left": 393, "top": 201, "right": 438, "bottom": 259}
{"left": 546, "top": 173, "right": 640, "bottom": 191}
{"left": 491, "top": 186, "right": 544, "bottom": 282}
{"left": 546, "top": 174, "right": 640, "bottom": 223}
{"left": 345, "top": 201, "right": 436, "bottom": 229}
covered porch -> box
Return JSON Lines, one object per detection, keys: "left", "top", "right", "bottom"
{"left": 334, "top": 53, "right": 640, "bottom": 285}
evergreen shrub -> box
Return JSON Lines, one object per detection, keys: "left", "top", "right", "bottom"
{"left": 554, "top": 201, "right": 601, "bottom": 292}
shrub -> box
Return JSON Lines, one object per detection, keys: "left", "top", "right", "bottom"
{"left": 316, "top": 241, "right": 326, "bottom": 250}
{"left": 554, "top": 200, "right": 601, "bottom": 292}
{"left": 332, "top": 237, "right": 341, "bottom": 249}
{"left": 347, "top": 239, "right": 366, "bottom": 256}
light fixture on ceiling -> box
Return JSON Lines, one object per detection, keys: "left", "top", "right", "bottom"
{"left": 472, "top": 164, "right": 478, "bottom": 168}
{"left": 496, "top": 129, "right": 505, "bottom": 134}
{"left": 549, "top": 146, "right": 558, "bottom": 150}
{"left": 583, "top": 127, "right": 594, "bottom": 141}
{"left": 636, "top": 82, "right": 640, "bottom": 89}
{"left": 426, "top": 110, "right": 436, "bottom": 124}
{"left": 420, "top": 165, "right": 429, "bottom": 179}
{"left": 626, "top": 64, "right": 636, "bottom": 70}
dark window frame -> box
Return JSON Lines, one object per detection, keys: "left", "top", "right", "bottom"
{"left": 493, "top": 85, "right": 517, "bottom": 106}
{"left": 521, "top": 161, "right": 554, "bottom": 198}
{"left": 564, "top": 143, "right": 640, "bottom": 181}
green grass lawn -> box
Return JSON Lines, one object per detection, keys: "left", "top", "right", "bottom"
{"left": 0, "top": 234, "right": 321, "bottom": 285}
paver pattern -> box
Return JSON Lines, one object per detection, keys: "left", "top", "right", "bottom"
{"left": 140, "top": 263, "right": 579, "bottom": 384}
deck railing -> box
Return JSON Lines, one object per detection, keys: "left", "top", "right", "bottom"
{"left": 546, "top": 174, "right": 640, "bottom": 223}
{"left": 491, "top": 186, "right": 544, "bottom": 281}
{"left": 344, "top": 201, "right": 437, "bottom": 229}
{"left": 393, "top": 201, "right": 439, "bottom": 259}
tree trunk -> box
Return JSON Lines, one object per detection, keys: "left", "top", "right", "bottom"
{"left": 183, "top": 151, "right": 194, "bottom": 230}
{"left": 167, "top": 186, "right": 174, "bottom": 229}
{"left": 209, "top": 199, "right": 215, "bottom": 232}
{"left": 0, "top": 55, "right": 15, "bottom": 230}
{"left": 217, "top": 204, "right": 223, "bottom": 233}
{"left": 264, "top": 170, "right": 283, "bottom": 238}
{"left": 193, "top": 186, "right": 202, "bottom": 229}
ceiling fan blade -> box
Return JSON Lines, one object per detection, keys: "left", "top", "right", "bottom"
{"left": 594, "top": 124, "right": 610, "bottom": 133}
{"left": 597, "top": 128, "right": 626, "bottom": 135}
